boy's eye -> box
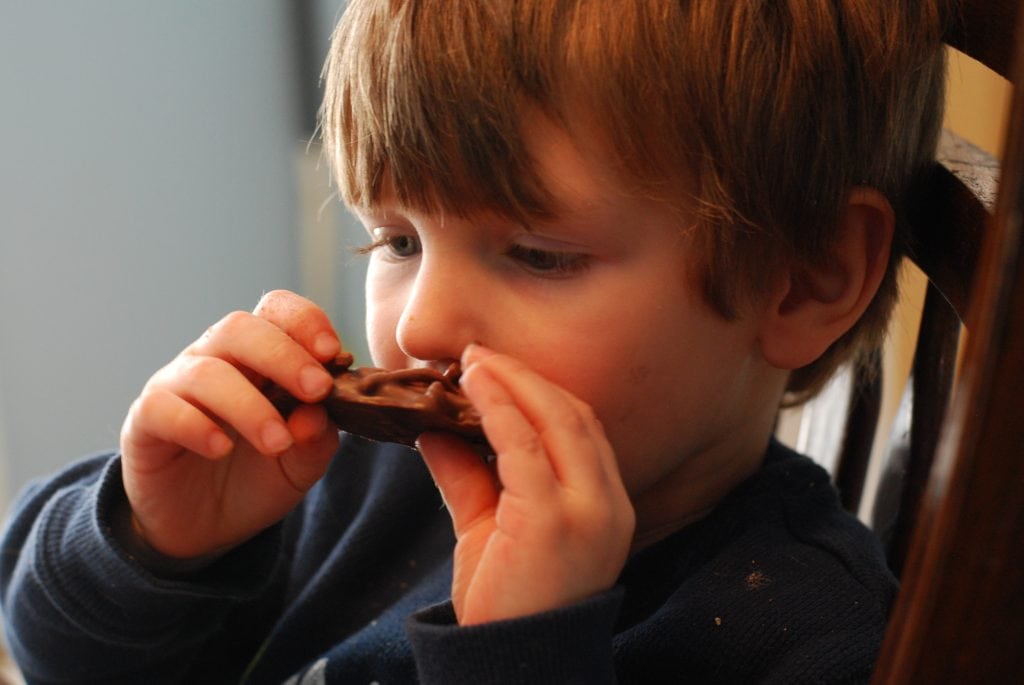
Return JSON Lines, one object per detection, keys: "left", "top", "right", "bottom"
{"left": 384, "top": 234, "right": 420, "bottom": 257}
{"left": 506, "top": 244, "right": 590, "bottom": 277}
{"left": 358, "top": 232, "right": 421, "bottom": 259}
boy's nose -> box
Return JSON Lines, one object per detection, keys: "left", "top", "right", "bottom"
{"left": 395, "top": 260, "right": 482, "bottom": 364}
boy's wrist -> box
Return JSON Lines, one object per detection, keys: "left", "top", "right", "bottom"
{"left": 110, "top": 497, "right": 224, "bottom": 576}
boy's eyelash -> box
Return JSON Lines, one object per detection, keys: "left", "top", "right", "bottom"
{"left": 354, "top": 236, "right": 590, "bottom": 277}
{"left": 353, "top": 238, "right": 385, "bottom": 256}
{"left": 353, "top": 235, "right": 420, "bottom": 257}
{"left": 505, "top": 244, "right": 590, "bottom": 276}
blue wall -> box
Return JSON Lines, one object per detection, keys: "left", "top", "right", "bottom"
{"left": 0, "top": 1, "right": 363, "bottom": 501}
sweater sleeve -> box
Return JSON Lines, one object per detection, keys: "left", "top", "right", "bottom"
{"left": 406, "top": 589, "right": 624, "bottom": 684}
{"left": 0, "top": 452, "right": 282, "bottom": 684}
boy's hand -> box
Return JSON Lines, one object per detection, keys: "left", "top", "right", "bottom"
{"left": 417, "top": 346, "right": 635, "bottom": 625}
{"left": 119, "top": 290, "right": 341, "bottom": 560}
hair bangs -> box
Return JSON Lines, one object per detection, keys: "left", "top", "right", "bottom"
{"left": 321, "top": 0, "right": 556, "bottom": 222}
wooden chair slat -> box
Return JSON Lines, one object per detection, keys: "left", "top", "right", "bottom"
{"left": 946, "top": 0, "right": 1020, "bottom": 78}
{"left": 833, "top": 349, "right": 882, "bottom": 513}
{"left": 871, "top": 283, "right": 961, "bottom": 577}
{"left": 912, "top": 133, "right": 994, "bottom": 320}
{"left": 872, "top": 0, "right": 1024, "bottom": 679}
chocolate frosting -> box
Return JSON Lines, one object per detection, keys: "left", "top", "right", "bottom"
{"left": 269, "top": 354, "right": 489, "bottom": 451}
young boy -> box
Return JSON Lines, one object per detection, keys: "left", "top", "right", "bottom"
{"left": 0, "top": 1, "right": 948, "bottom": 682}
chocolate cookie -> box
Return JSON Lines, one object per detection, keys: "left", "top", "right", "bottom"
{"left": 269, "top": 354, "right": 489, "bottom": 451}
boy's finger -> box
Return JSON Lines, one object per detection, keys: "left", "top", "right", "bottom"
{"left": 188, "top": 311, "right": 335, "bottom": 404}
{"left": 462, "top": 350, "right": 618, "bottom": 493}
{"left": 417, "top": 432, "right": 500, "bottom": 535}
{"left": 157, "top": 355, "right": 295, "bottom": 456}
{"left": 252, "top": 289, "right": 342, "bottom": 362}
{"left": 458, "top": 363, "right": 564, "bottom": 500}
{"left": 278, "top": 405, "right": 339, "bottom": 492}
{"left": 285, "top": 403, "right": 331, "bottom": 444}
{"left": 122, "top": 388, "right": 234, "bottom": 462}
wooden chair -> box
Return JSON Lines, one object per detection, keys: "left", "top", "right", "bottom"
{"left": 871, "top": 0, "right": 1024, "bottom": 677}
{"left": 792, "top": 0, "right": 1024, "bottom": 680}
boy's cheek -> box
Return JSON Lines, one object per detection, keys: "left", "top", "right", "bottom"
{"left": 363, "top": 298, "right": 402, "bottom": 368}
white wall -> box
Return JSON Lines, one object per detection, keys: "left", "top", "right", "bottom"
{"left": 0, "top": 2, "right": 345, "bottom": 501}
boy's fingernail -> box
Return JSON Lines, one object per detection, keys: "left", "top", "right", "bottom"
{"left": 300, "top": 364, "right": 332, "bottom": 397}
{"left": 314, "top": 332, "right": 340, "bottom": 358}
{"left": 262, "top": 420, "right": 293, "bottom": 453}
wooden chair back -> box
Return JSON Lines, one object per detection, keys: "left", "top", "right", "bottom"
{"left": 866, "top": 0, "right": 1019, "bottom": 580}
{"left": 784, "top": 0, "right": 1023, "bottom": 680}
{"left": 803, "top": 0, "right": 1024, "bottom": 680}
{"left": 871, "top": 0, "right": 1024, "bottom": 678}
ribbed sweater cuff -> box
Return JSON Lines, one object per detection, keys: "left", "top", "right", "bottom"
{"left": 29, "top": 456, "right": 281, "bottom": 638}
{"left": 407, "top": 588, "right": 623, "bottom": 684}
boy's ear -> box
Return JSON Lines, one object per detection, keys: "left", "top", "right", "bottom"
{"left": 757, "top": 188, "right": 894, "bottom": 370}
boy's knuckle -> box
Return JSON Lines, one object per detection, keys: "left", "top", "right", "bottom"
{"left": 254, "top": 289, "right": 316, "bottom": 324}
{"left": 191, "top": 311, "right": 249, "bottom": 350}
{"left": 255, "top": 289, "right": 290, "bottom": 311}
{"left": 121, "top": 396, "right": 147, "bottom": 435}
{"left": 568, "top": 403, "right": 603, "bottom": 441}
{"left": 263, "top": 288, "right": 292, "bottom": 301}
{"left": 216, "top": 309, "right": 251, "bottom": 335}
{"left": 521, "top": 432, "right": 546, "bottom": 456}
{"left": 179, "top": 354, "right": 224, "bottom": 383}
{"left": 133, "top": 389, "right": 160, "bottom": 416}
{"left": 546, "top": 405, "right": 590, "bottom": 441}
{"left": 575, "top": 402, "right": 599, "bottom": 425}
{"left": 505, "top": 425, "right": 543, "bottom": 456}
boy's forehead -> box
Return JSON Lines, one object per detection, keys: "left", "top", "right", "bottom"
{"left": 519, "top": 114, "right": 619, "bottom": 211}
{"left": 357, "top": 116, "right": 636, "bottom": 229}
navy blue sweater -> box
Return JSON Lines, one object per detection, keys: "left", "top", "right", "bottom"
{"left": 0, "top": 436, "right": 896, "bottom": 683}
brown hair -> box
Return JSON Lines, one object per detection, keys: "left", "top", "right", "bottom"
{"left": 320, "top": 0, "right": 948, "bottom": 402}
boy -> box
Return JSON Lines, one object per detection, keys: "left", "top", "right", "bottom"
{"left": 0, "top": 0, "right": 948, "bottom": 682}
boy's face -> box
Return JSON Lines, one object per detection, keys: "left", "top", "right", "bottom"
{"left": 354, "top": 117, "right": 782, "bottom": 504}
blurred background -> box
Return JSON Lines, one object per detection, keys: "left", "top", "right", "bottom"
{"left": 0, "top": 0, "right": 369, "bottom": 508}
